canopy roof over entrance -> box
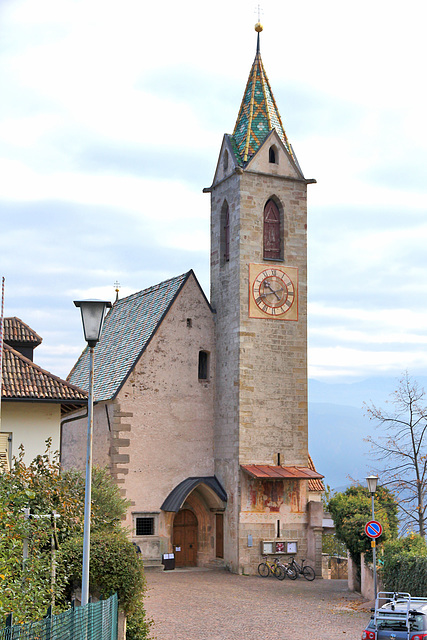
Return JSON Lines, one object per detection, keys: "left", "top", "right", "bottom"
{"left": 241, "top": 465, "right": 324, "bottom": 480}
{"left": 161, "top": 476, "right": 227, "bottom": 513}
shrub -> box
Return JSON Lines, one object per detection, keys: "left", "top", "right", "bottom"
{"left": 60, "top": 531, "right": 152, "bottom": 640}
{"left": 381, "top": 534, "right": 427, "bottom": 594}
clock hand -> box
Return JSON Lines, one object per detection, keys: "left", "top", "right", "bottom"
{"left": 259, "top": 291, "right": 281, "bottom": 300}
{"left": 263, "top": 282, "right": 283, "bottom": 300}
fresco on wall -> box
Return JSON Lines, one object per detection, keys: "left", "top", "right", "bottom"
{"left": 245, "top": 478, "right": 302, "bottom": 513}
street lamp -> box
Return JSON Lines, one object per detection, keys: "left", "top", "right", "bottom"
{"left": 366, "top": 474, "right": 379, "bottom": 599}
{"left": 74, "top": 299, "right": 112, "bottom": 606}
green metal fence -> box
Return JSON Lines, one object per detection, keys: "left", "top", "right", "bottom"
{"left": 1, "top": 593, "right": 118, "bottom": 640}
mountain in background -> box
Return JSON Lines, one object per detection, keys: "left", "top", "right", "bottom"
{"left": 308, "top": 375, "right": 427, "bottom": 491}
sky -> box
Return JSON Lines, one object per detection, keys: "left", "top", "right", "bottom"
{"left": 1, "top": 0, "right": 427, "bottom": 385}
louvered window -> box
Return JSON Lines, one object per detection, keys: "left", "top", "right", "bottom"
{"left": 263, "top": 199, "right": 281, "bottom": 260}
{"left": 221, "top": 201, "right": 230, "bottom": 265}
{"left": 224, "top": 207, "right": 230, "bottom": 262}
{"left": 0, "top": 433, "right": 11, "bottom": 472}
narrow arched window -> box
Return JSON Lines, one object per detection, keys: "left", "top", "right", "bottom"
{"left": 263, "top": 199, "right": 281, "bottom": 260}
{"left": 220, "top": 200, "right": 230, "bottom": 265}
{"left": 198, "top": 350, "right": 209, "bottom": 380}
{"left": 223, "top": 150, "right": 229, "bottom": 171}
{"left": 224, "top": 206, "right": 230, "bottom": 262}
{"left": 269, "top": 146, "right": 277, "bottom": 163}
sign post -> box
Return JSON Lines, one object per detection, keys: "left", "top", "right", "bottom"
{"left": 365, "top": 519, "right": 382, "bottom": 600}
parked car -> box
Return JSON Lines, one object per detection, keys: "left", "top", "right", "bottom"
{"left": 362, "top": 592, "right": 427, "bottom": 639}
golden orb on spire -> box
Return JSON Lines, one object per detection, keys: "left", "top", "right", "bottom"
{"left": 255, "top": 22, "right": 263, "bottom": 33}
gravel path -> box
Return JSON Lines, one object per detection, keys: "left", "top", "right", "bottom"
{"left": 144, "top": 568, "right": 369, "bottom": 640}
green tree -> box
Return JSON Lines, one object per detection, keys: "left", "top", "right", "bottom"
{"left": 0, "top": 441, "right": 150, "bottom": 639}
{"left": 328, "top": 484, "right": 398, "bottom": 563}
{"left": 365, "top": 373, "right": 427, "bottom": 537}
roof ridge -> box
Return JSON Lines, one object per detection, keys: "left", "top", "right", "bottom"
{"left": 68, "top": 271, "right": 196, "bottom": 401}
{"left": 4, "top": 316, "right": 43, "bottom": 345}
{"left": 115, "top": 271, "right": 191, "bottom": 306}
{"left": 3, "top": 343, "right": 87, "bottom": 397}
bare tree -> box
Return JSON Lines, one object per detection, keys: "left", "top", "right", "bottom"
{"left": 365, "top": 372, "right": 427, "bottom": 537}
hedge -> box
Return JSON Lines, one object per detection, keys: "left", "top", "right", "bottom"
{"left": 381, "top": 536, "right": 427, "bottom": 595}
{"left": 382, "top": 556, "right": 427, "bottom": 595}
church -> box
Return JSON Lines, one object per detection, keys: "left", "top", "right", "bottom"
{"left": 64, "top": 23, "right": 324, "bottom": 576}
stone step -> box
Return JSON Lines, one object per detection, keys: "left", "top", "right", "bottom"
{"left": 143, "top": 559, "right": 164, "bottom": 572}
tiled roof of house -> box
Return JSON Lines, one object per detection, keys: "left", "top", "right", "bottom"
{"left": 232, "top": 32, "right": 293, "bottom": 165}
{"left": 2, "top": 343, "right": 87, "bottom": 404}
{"left": 68, "top": 271, "right": 192, "bottom": 402}
{"left": 308, "top": 453, "right": 325, "bottom": 492}
{"left": 3, "top": 317, "right": 42, "bottom": 346}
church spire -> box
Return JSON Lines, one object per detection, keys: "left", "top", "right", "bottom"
{"left": 232, "top": 23, "right": 294, "bottom": 164}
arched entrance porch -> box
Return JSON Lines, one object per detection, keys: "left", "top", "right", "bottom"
{"left": 161, "top": 476, "right": 227, "bottom": 567}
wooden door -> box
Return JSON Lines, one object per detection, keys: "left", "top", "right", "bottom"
{"left": 215, "top": 513, "right": 224, "bottom": 558}
{"left": 173, "top": 509, "right": 198, "bottom": 567}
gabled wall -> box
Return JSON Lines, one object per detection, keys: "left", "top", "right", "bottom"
{"left": 62, "top": 274, "right": 216, "bottom": 564}
{"left": 117, "top": 274, "right": 215, "bottom": 533}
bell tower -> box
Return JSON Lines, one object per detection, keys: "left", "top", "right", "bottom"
{"left": 204, "top": 23, "right": 319, "bottom": 573}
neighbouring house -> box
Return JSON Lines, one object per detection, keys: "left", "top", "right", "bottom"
{"left": 64, "top": 25, "right": 326, "bottom": 576}
{"left": 0, "top": 317, "right": 87, "bottom": 469}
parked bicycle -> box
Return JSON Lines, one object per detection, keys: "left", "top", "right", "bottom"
{"left": 257, "top": 556, "right": 286, "bottom": 580}
{"left": 286, "top": 557, "right": 315, "bottom": 580}
{"left": 275, "top": 558, "right": 298, "bottom": 580}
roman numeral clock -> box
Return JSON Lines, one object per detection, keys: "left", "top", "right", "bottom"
{"left": 248, "top": 264, "right": 298, "bottom": 320}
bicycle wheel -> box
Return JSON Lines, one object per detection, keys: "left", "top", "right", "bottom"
{"left": 257, "top": 562, "right": 270, "bottom": 577}
{"left": 272, "top": 564, "right": 286, "bottom": 580}
{"left": 285, "top": 566, "right": 298, "bottom": 580}
{"left": 302, "top": 565, "right": 315, "bottom": 581}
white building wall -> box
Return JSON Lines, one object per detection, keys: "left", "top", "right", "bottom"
{"left": 1, "top": 402, "right": 61, "bottom": 463}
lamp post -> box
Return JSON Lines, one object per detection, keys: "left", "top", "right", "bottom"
{"left": 74, "top": 299, "right": 112, "bottom": 606}
{"left": 366, "top": 474, "right": 379, "bottom": 599}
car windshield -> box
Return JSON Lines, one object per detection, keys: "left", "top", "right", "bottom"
{"left": 368, "top": 613, "right": 424, "bottom": 632}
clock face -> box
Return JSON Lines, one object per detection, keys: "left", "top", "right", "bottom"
{"left": 249, "top": 264, "right": 298, "bottom": 320}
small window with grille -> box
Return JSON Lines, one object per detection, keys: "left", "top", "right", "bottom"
{"left": 135, "top": 516, "right": 154, "bottom": 536}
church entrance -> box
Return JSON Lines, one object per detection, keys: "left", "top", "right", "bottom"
{"left": 173, "top": 509, "right": 198, "bottom": 567}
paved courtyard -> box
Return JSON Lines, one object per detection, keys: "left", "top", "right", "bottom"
{"left": 144, "top": 568, "right": 369, "bottom": 640}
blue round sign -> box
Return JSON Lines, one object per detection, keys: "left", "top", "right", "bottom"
{"left": 365, "top": 520, "right": 382, "bottom": 539}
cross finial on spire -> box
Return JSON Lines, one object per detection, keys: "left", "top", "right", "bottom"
{"left": 254, "top": 4, "right": 264, "bottom": 53}
{"left": 114, "top": 280, "right": 121, "bottom": 303}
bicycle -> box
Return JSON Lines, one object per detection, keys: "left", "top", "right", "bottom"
{"left": 257, "top": 556, "right": 286, "bottom": 580}
{"left": 275, "top": 558, "right": 298, "bottom": 580}
{"left": 287, "top": 557, "right": 315, "bottom": 580}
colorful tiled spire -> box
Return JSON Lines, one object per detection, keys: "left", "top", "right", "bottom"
{"left": 232, "top": 23, "right": 293, "bottom": 164}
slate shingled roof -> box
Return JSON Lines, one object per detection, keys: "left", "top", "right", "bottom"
{"left": 4, "top": 317, "right": 42, "bottom": 347}
{"left": 2, "top": 343, "right": 87, "bottom": 407}
{"left": 68, "top": 271, "right": 192, "bottom": 402}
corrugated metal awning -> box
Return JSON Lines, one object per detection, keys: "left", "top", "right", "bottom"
{"left": 161, "top": 476, "right": 227, "bottom": 512}
{"left": 241, "top": 464, "right": 324, "bottom": 480}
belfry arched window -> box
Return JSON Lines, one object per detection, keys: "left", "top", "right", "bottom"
{"left": 263, "top": 199, "right": 281, "bottom": 260}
